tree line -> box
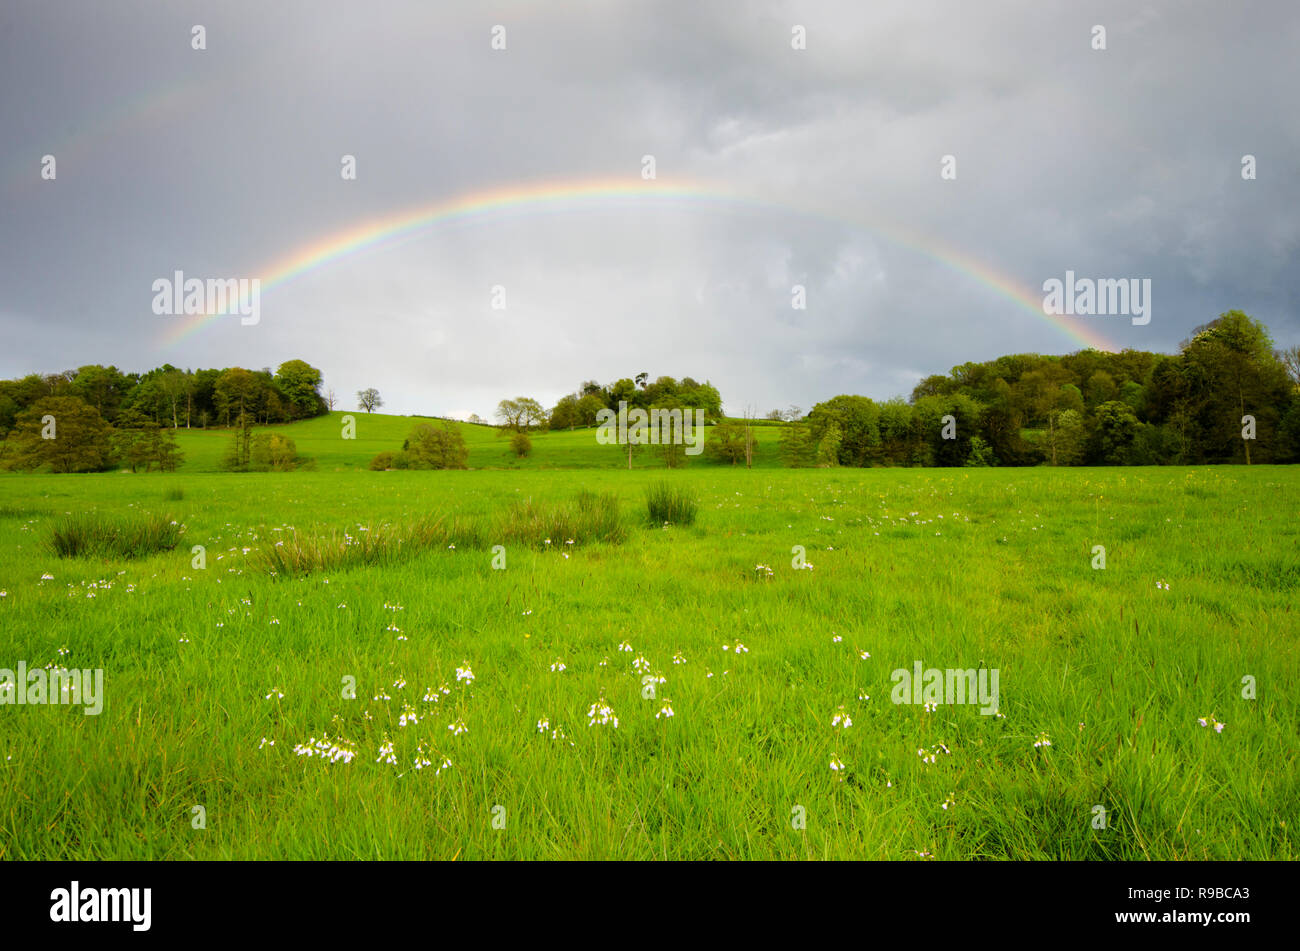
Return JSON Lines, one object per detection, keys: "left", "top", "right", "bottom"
{"left": 0, "top": 359, "right": 330, "bottom": 433}
{"left": 504, "top": 374, "right": 724, "bottom": 432}
{"left": 3, "top": 312, "right": 1298, "bottom": 472}
{"left": 0, "top": 359, "right": 329, "bottom": 473}
{"left": 784, "top": 311, "right": 1300, "bottom": 468}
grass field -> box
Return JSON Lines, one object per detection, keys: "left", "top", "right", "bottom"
{"left": 169, "top": 411, "right": 789, "bottom": 471}
{"left": 0, "top": 432, "right": 1296, "bottom": 859}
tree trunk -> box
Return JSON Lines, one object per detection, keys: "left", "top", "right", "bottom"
{"left": 1240, "top": 389, "right": 1251, "bottom": 465}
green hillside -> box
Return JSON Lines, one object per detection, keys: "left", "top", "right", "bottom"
{"left": 171, "top": 412, "right": 783, "bottom": 472}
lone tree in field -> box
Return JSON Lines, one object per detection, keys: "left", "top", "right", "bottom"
{"left": 250, "top": 432, "right": 306, "bottom": 472}
{"left": 357, "top": 388, "right": 383, "bottom": 413}
{"left": 495, "top": 397, "right": 546, "bottom": 432}
{"left": 405, "top": 421, "right": 468, "bottom": 469}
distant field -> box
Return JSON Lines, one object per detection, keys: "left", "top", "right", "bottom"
{"left": 169, "top": 412, "right": 786, "bottom": 471}
{"left": 0, "top": 464, "right": 1295, "bottom": 859}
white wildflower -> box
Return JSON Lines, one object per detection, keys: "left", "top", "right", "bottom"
{"left": 587, "top": 698, "right": 619, "bottom": 728}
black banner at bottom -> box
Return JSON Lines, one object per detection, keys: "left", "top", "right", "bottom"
{"left": 0, "top": 860, "right": 1269, "bottom": 939}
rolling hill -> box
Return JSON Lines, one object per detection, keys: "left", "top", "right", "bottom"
{"left": 170, "top": 412, "right": 783, "bottom": 471}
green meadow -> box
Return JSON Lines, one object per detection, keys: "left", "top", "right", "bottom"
{"left": 165, "top": 411, "right": 790, "bottom": 471}
{"left": 0, "top": 417, "right": 1295, "bottom": 859}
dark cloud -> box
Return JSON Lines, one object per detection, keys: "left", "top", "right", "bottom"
{"left": 2, "top": 0, "right": 1296, "bottom": 417}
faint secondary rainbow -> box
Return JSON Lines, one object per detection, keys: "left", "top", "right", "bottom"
{"left": 158, "top": 177, "right": 1120, "bottom": 352}
{"left": 5, "top": 72, "right": 240, "bottom": 198}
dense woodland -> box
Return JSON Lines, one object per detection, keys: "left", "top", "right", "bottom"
{"left": 1, "top": 311, "right": 1297, "bottom": 472}
{"left": 543, "top": 375, "right": 723, "bottom": 430}
{"left": 789, "top": 310, "right": 1300, "bottom": 468}
{"left": 0, "top": 359, "right": 329, "bottom": 433}
{"left": 549, "top": 311, "right": 1300, "bottom": 468}
{"left": 0, "top": 360, "right": 328, "bottom": 472}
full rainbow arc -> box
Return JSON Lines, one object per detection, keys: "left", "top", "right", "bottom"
{"left": 158, "top": 177, "right": 1121, "bottom": 353}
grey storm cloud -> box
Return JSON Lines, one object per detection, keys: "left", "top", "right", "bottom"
{"left": 1, "top": 0, "right": 1297, "bottom": 417}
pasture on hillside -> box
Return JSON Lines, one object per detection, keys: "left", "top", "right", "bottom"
{"left": 0, "top": 462, "right": 1294, "bottom": 859}
{"left": 168, "top": 411, "right": 786, "bottom": 471}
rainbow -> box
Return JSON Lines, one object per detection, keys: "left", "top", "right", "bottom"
{"left": 157, "top": 177, "right": 1120, "bottom": 352}
{"left": 4, "top": 73, "right": 239, "bottom": 199}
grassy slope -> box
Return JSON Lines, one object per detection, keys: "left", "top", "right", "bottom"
{"left": 172, "top": 412, "right": 784, "bottom": 472}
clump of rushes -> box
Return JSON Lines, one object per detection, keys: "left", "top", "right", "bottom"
{"left": 490, "top": 490, "right": 625, "bottom": 550}
{"left": 49, "top": 511, "right": 182, "bottom": 559}
{"left": 645, "top": 481, "right": 697, "bottom": 526}
{"left": 255, "top": 514, "right": 473, "bottom": 575}
{"left": 253, "top": 491, "right": 626, "bottom": 575}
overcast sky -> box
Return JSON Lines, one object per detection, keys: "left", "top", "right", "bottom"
{"left": 2, "top": 0, "right": 1297, "bottom": 418}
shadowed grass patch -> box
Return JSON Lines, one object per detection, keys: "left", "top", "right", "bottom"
{"left": 646, "top": 481, "right": 698, "bottom": 526}
{"left": 255, "top": 491, "right": 626, "bottom": 574}
{"left": 0, "top": 504, "right": 43, "bottom": 518}
{"left": 1222, "top": 557, "right": 1299, "bottom": 592}
{"left": 496, "top": 489, "right": 626, "bottom": 549}
{"left": 49, "top": 511, "right": 182, "bottom": 559}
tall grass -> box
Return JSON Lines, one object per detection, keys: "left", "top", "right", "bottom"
{"left": 162, "top": 487, "right": 185, "bottom": 501}
{"left": 494, "top": 490, "right": 626, "bottom": 549}
{"left": 0, "top": 504, "right": 41, "bottom": 518}
{"left": 49, "top": 512, "right": 182, "bottom": 559}
{"left": 255, "top": 491, "right": 626, "bottom": 574}
{"left": 645, "top": 481, "right": 698, "bottom": 525}
{"left": 6, "top": 466, "right": 1297, "bottom": 861}
{"left": 255, "top": 515, "right": 475, "bottom": 575}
